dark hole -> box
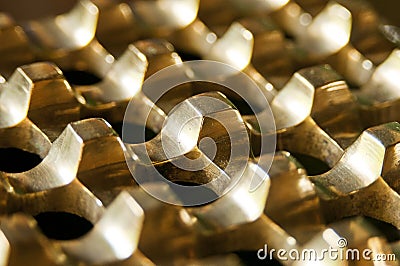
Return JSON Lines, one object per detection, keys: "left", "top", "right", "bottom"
{"left": 109, "top": 122, "right": 124, "bottom": 138}
{"left": 191, "top": 81, "right": 257, "bottom": 116}
{"left": 170, "top": 181, "right": 219, "bottom": 206}
{"left": 34, "top": 212, "right": 93, "bottom": 240}
{"left": 63, "top": 70, "right": 102, "bottom": 86}
{"left": 0, "top": 148, "right": 42, "bottom": 173}
{"left": 283, "top": 32, "right": 295, "bottom": 41}
{"left": 291, "top": 153, "right": 330, "bottom": 175}
{"left": 119, "top": 122, "right": 157, "bottom": 143}
{"left": 229, "top": 98, "right": 256, "bottom": 116}
{"left": 176, "top": 51, "right": 202, "bottom": 61}
{"left": 363, "top": 216, "right": 400, "bottom": 242}
{"left": 235, "top": 250, "right": 282, "bottom": 265}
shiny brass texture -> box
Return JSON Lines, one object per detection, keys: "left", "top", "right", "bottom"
{"left": 60, "top": 192, "right": 144, "bottom": 265}
{"left": 336, "top": 0, "right": 395, "bottom": 64}
{"left": 71, "top": 43, "right": 148, "bottom": 122}
{"left": 294, "top": 217, "right": 397, "bottom": 266}
{"left": 0, "top": 117, "right": 139, "bottom": 210}
{"left": 311, "top": 122, "right": 400, "bottom": 229}
{"left": 273, "top": 1, "right": 352, "bottom": 58}
{"left": 1, "top": 0, "right": 400, "bottom": 265}
{"left": 189, "top": 152, "right": 322, "bottom": 259}
{"left": 382, "top": 142, "right": 400, "bottom": 196}
{"left": 126, "top": 92, "right": 257, "bottom": 199}
{"left": 94, "top": 0, "right": 200, "bottom": 55}
{"left": 136, "top": 150, "right": 397, "bottom": 265}
{"left": 0, "top": 42, "right": 181, "bottom": 137}
{"left": 0, "top": 13, "right": 34, "bottom": 76}
{"left": 123, "top": 93, "right": 281, "bottom": 262}
{"left": 21, "top": 0, "right": 98, "bottom": 58}
{"left": 185, "top": 157, "right": 270, "bottom": 230}
{"left": 245, "top": 63, "right": 400, "bottom": 230}
{"left": 356, "top": 49, "right": 400, "bottom": 127}
{"left": 0, "top": 1, "right": 166, "bottom": 131}
{"left": 0, "top": 0, "right": 167, "bottom": 129}
{"left": 247, "top": 64, "right": 362, "bottom": 161}
{"left": 0, "top": 118, "right": 152, "bottom": 265}
{"left": 59, "top": 39, "right": 183, "bottom": 131}
{"left": 0, "top": 192, "right": 148, "bottom": 266}
{"left": 237, "top": 16, "right": 295, "bottom": 88}
{"left": 171, "top": 20, "right": 277, "bottom": 101}
{"left": 126, "top": 183, "right": 200, "bottom": 263}
{"left": 0, "top": 62, "right": 79, "bottom": 141}
{"left": 90, "top": 0, "right": 280, "bottom": 99}
{"left": 61, "top": 38, "right": 194, "bottom": 131}
{"left": 0, "top": 0, "right": 98, "bottom": 75}
{"left": 199, "top": 0, "right": 395, "bottom": 89}
{"left": 73, "top": 120, "right": 136, "bottom": 206}
{"left": 37, "top": 38, "right": 158, "bottom": 128}
{"left": 132, "top": 39, "right": 194, "bottom": 114}
{"left": 265, "top": 151, "right": 324, "bottom": 244}
{"left": 273, "top": 1, "right": 372, "bottom": 86}
{"left": 134, "top": 39, "right": 182, "bottom": 79}
{"left": 0, "top": 118, "right": 120, "bottom": 194}
{"left": 189, "top": 158, "right": 397, "bottom": 265}
{"left": 0, "top": 115, "right": 50, "bottom": 172}
{"left": 133, "top": 152, "right": 321, "bottom": 263}
{"left": 121, "top": 65, "right": 399, "bottom": 263}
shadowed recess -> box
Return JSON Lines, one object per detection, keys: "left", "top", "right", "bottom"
{"left": 363, "top": 216, "right": 400, "bottom": 242}
{"left": 171, "top": 181, "right": 219, "bottom": 206}
{"left": 112, "top": 122, "right": 157, "bottom": 142}
{"left": 63, "top": 70, "right": 102, "bottom": 86}
{"left": 291, "top": 153, "right": 331, "bottom": 175}
{"left": 0, "top": 148, "right": 42, "bottom": 173}
{"left": 176, "top": 51, "right": 202, "bottom": 61}
{"left": 34, "top": 212, "right": 93, "bottom": 240}
{"left": 191, "top": 81, "right": 257, "bottom": 115}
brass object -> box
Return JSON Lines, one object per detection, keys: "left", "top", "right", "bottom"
{"left": 1, "top": 0, "right": 400, "bottom": 265}
{"left": 0, "top": 1, "right": 98, "bottom": 75}
{"left": 94, "top": 0, "right": 200, "bottom": 55}
{"left": 0, "top": 62, "right": 79, "bottom": 141}
{"left": 0, "top": 193, "right": 148, "bottom": 266}
{"left": 309, "top": 122, "right": 400, "bottom": 229}
{"left": 0, "top": 118, "right": 152, "bottom": 265}
{"left": 356, "top": 49, "right": 400, "bottom": 127}
{"left": 246, "top": 64, "right": 361, "bottom": 162}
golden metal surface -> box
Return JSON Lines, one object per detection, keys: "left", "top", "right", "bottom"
{"left": 0, "top": 0, "right": 400, "bottom": 265}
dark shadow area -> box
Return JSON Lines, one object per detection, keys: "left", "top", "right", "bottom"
{"left": 119, "top": 122, "right": 157, "bottom": 143}
{"left": 63, "top": 70, "right": 102, "bottom": 86}
{"left": 0, "top": 148, "right": 42, "bottom": 173}
{"left": 177, "top": 51, "right": 203, "bottom": 61}
{"left": 34, "top": 212, "right": 93, "bottom": 240}
{"left": 291, "top": 153, "right": 331, "bottom": 175}
{"left": 170, "top": 181, "right": 219, "bottom": 206}
{"left": 363, "top": 216, "right": 400, "bottom": 242}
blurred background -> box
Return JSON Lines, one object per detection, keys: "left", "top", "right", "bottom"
{"left": 365, "top": 0, "right": 400, "bottom": 25}
{"left": 0, "top": 0, "right": 399, "bottom": 25}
